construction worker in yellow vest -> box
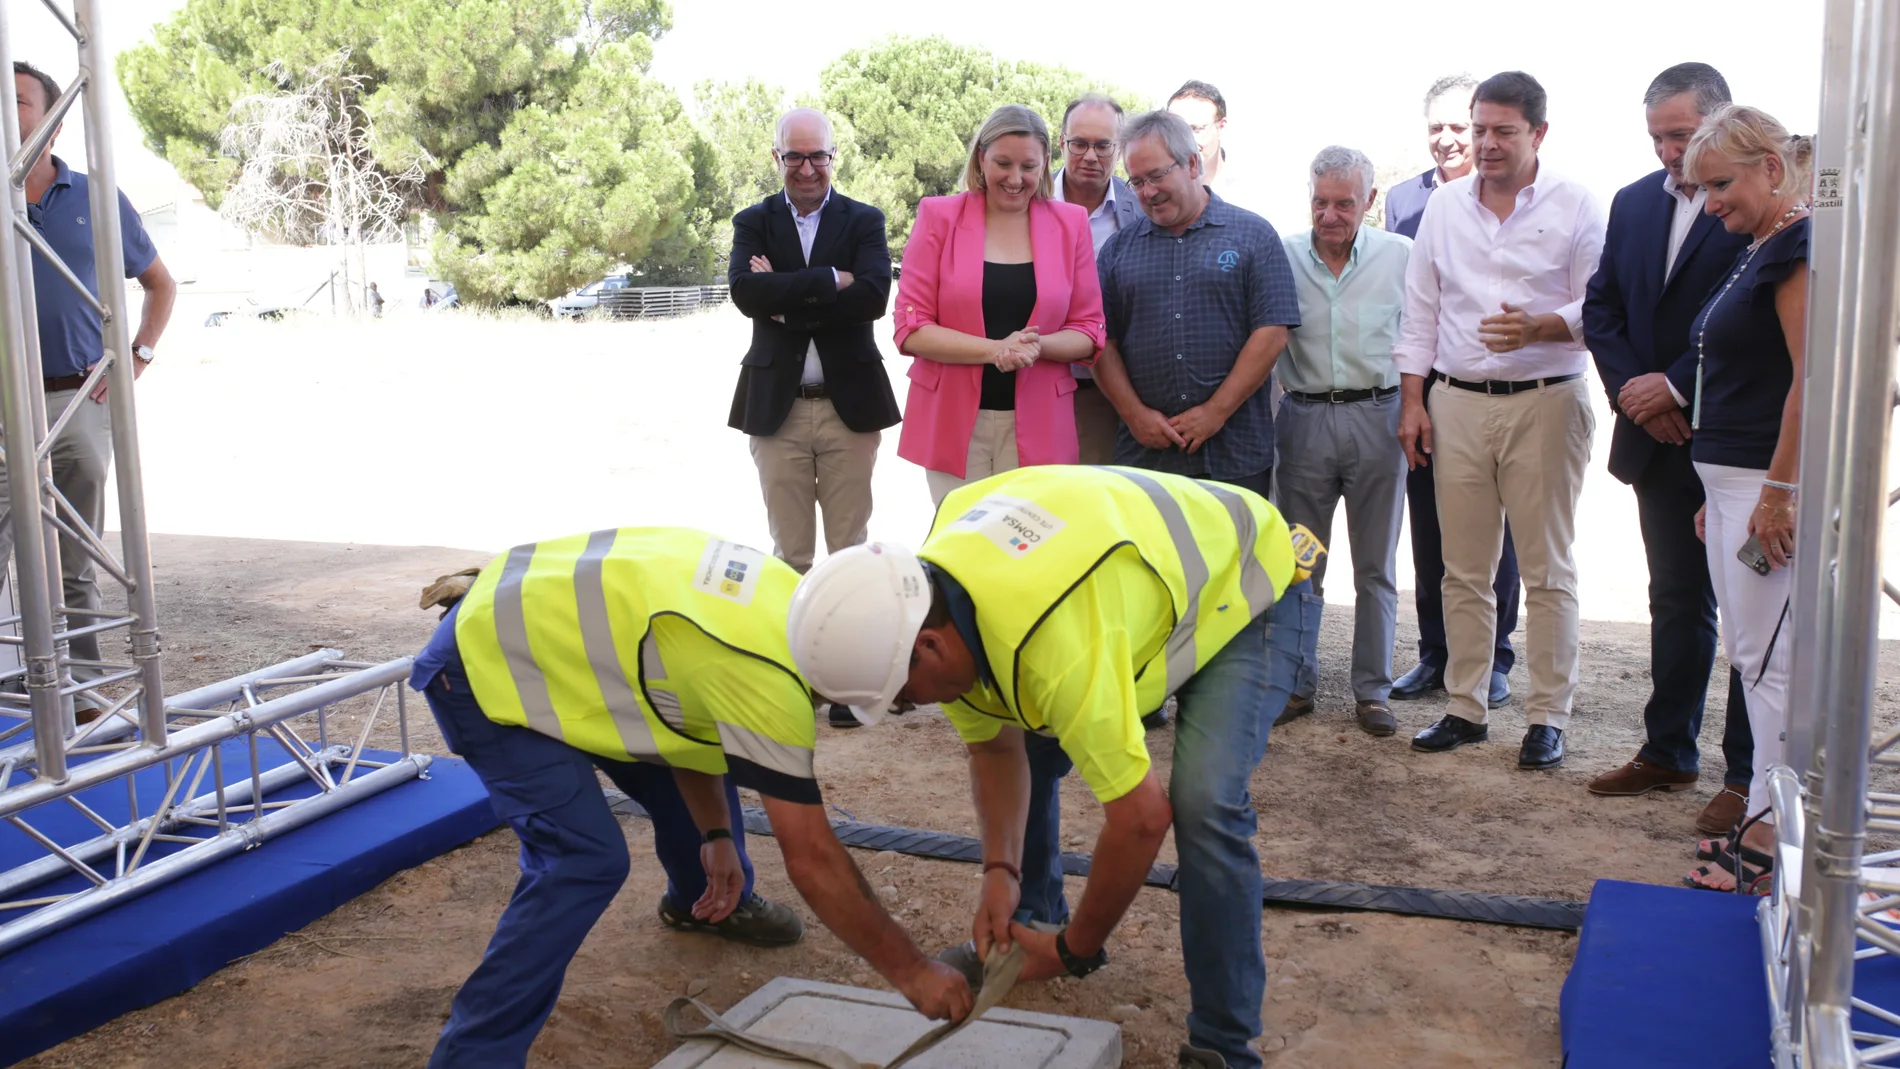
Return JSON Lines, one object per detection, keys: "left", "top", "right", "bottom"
{"left": 787, "top": 467, "right": 1324, "bottom": 1069}
{"left": 409, "top": 527, "right": 972, "bottom": 1068}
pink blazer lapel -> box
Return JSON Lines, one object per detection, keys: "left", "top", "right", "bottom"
{"left": 946, "top": 192, "right": 988, "bottom": 337}
{"left": 1027, "top": 199, "right": 1068, "bottom": 334}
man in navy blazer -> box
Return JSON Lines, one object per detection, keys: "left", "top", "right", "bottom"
{"left": 728, "top": 108, "right": 901, "bottom": 578}
{"left": 1582, "top": 64, "right": 1754, "bottom": 832}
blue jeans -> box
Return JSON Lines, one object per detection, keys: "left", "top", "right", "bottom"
{"left": 1019, "top": 581, "right": 1318, "bottom": 1069}
{"left": 419, "top": 646, "right": 754, "bottom": 1068}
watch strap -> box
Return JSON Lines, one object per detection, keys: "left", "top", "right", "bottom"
{"left": 1055, "top": 928, "right": 1107, "bottom": 978}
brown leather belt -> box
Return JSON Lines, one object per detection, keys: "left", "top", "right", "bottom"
{"left": 44, "top": 375, "right": 87, "bottom": 392}
{"left": 796, "top": 382, "right": 829, "bottom": 400}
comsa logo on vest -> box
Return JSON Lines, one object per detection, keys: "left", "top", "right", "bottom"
{"left": 949, "top": 495, "right": 1068, "bottom": 558}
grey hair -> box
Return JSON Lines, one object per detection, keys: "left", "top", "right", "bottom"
{"left": 1423, "top": 73, "right": 1478, "bottom": 114}
{"left": 1643, "top": 62, "right": 1732, "bottom": 116}
{"left": 774, "top": 107, "right": 834, "bottom": 153}
{"left": 1120, "top": 109, "right": 1201, "bottom": 170}
{"left": 1309, "top": 145, "right": 1375, "bottom": 201}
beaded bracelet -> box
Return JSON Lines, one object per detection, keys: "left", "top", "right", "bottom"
{"left": 1763, "top": 478, "right": 1798, "bottom": 494}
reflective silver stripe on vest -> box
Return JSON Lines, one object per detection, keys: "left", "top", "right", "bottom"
{"left": 1201, "top": 483, "right": 1279, "bottom": 614}
{"left": 492, "top": 543, "right": 565, "bottom": 741}
{"left": 716, "top": 721, "right": 814, "bottom": 781}
{"left": 573, "top": 529, "right": 657, "bottom": 756}
{"left": 1110, "top": 469, "right": 1207, "bottom": 693}
{"left": 640, "top": 632, "right": 689, "bottom": 733}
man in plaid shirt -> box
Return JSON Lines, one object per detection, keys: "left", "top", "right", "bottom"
{"left": 1093, "top": 109, "right": 1301, "bottom": 500}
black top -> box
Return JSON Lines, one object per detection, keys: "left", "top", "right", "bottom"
{"left": 980, "top": 261, "right": 1036, "bottom": 411}
{"left": 1691, "top": 217, "right": 1809, "bottom": 470}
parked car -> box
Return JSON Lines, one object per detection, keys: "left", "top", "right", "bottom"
{"left": 548, "top": 275, "right": 630, "bottom": 319}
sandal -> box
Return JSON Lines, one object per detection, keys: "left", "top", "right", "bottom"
{"left": 1696, "top": 839, "right": 1773, "bottom": 867}
{"left": 1685, "top": 845, "right": 1773, "bottom": 893}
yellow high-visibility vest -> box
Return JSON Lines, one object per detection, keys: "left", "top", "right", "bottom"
{"left": 453, "top": 527, "right": 815, "bottom": 782}
{"left": 919, "top": 467, "right": 1297, "bottom": 718}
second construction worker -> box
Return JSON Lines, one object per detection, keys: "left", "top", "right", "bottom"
{"left": 410, "top": 526, "right": 971, "bottom": 1067}
{"left": 788, "top": 466, "right": 1322, "bottom": 1069}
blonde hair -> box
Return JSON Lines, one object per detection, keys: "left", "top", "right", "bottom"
{"left": 1684, "top": 104, "right": 1814, "bottom": 197}
{"left": 962, "top": 104, "right": 1055, "bottom": 200}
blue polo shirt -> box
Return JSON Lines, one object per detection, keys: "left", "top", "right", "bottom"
{"left": 1096, "top": 190, "right": 1301, "bottom": 480}
{"left": 30, "top": 157, "right": 158, "bottom": 378}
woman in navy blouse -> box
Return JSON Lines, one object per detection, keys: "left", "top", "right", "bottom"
{"left": 1673, "top": 105, "right": 1810, "bottom": 893}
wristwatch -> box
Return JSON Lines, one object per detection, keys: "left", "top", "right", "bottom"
{"left": 1055, "top": 928, "right": 1108, "bottom": 979}
{"left": 132, "top": 344, "right": 155, "bottom": 363}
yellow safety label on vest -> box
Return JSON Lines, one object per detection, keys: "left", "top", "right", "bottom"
{"left": 948, "top": 495, "right": 1067, "bottom": 557}
{"left": 693, "top": 538, "right": 768, "bottom": 605}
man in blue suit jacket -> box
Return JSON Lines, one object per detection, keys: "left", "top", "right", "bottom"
{"left": 1582, "top": 63, "right": 1754, "bottom": 833}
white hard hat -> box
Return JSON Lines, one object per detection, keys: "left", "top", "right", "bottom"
{"left": 787, "top": 542, "right": 931, "bottom": 727}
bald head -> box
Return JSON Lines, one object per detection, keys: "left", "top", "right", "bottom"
{"left": 774, "top": 107, "right": 837, "bottom": 214}
{"left": 775, "top": 107, "right": 834, "bottom": 153}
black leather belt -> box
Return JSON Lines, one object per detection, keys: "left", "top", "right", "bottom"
{"left": 1287, "top": 385, "right": 1399, "bottom": 404}
{"left": 1442, "top": 372, "right": 1582, "bottom": 396}
{"left": 796, "top": 382, "right": 829, "bottom": 400}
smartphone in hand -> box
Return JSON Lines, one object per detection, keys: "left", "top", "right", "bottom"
{"left": 1737, "top": 535, "right": 1773, "bottom": 576}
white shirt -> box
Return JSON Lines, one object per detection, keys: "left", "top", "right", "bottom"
{"left": 1663, "top": 171, "right": 1707, "bottom": 278}
{"left": 1394, "top": 165, "right": 1608, "bottom": 381}
{"left": 787, "top": 189, "right": 835, "bottom": 386}
{"left": 1053, "top": 169, "right": 1122, "bottom": 253}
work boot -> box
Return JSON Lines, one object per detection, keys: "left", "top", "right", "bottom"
{"left": 659, "top": 892, "right": 804, "bottom": 947}
{"left": 1178, "top": 1043, "right": 1230, "bottom": 1068}
{"left": 935, "top": 940, "right": 985, "bottom": 992}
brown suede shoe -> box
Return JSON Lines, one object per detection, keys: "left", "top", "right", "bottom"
{"left": 1587, "top": 758, "right": 1698, "bottom": 797}
{"left": 1695, "top": 786, "right": 1749, "bottom": 836}
{"left": 1355, "top": 700, "right": 1396, "bottom": 736}
{"left": 1275, "top": 694, "right": 1315, "bottom": 726}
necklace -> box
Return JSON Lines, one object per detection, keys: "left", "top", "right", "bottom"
{"left": 1691, "top": 203, "right": 1808, "bottom": 429}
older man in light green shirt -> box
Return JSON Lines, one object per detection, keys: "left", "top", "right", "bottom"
{"left": 1274, "top": 145, "right": 1412, "bottom": 738}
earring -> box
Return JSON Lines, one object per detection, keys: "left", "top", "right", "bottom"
{"left": 1772, "top": 187, "right": 1781, "bottom": 195}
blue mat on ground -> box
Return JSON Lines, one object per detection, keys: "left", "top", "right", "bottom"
{"left": 0, "top": 736, "right": 500, "bottom": 1065}
{"left": 1562, "top": 878, "right": 1769, "bottom": 1068}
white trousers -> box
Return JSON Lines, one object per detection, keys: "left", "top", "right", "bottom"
{"left": 1697, "top": 462, "right": 1791, "bottom": 827}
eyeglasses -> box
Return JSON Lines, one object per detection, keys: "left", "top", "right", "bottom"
{"left": 778, "top": 151, "right": 835, "bottom": 170}
{"left": 1064, "top": 139, "right": 1116, "bottom": 159}
{"left": 1126, "top": 162, "right": 1183, "bottom": 193}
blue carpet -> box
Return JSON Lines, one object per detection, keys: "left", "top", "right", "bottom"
{"left": 1562, "top": 878, "right": 1769, "bottom": 1068}
{"left": 0, "top": 736, "right": 499, "bottom": 1065}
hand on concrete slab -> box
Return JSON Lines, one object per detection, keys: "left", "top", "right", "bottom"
{"left": 693, "top": 838, "right": 744, "bottom": 922}
{"left": 1006, "top": 923, "right": 1068, "bottom": 983}
{"left": 897, "top": 959, "right": 974, "bottom": 1022}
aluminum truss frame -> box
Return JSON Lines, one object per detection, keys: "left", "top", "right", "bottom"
{"left": 0, "top": 2, "right": 432, "bottom": 959}
{"left": 1766, "top": 0, "right": 1900, "bottom": 1065}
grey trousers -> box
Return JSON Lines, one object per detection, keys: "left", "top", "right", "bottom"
{"left": 0, "top": 388, "right": 114, "bottom": 681}
{"left": 1273, "top": 392, "right": 1406, "bottom": 702}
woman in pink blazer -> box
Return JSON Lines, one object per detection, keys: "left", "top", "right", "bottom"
{"left": 892, "top": 104, "right": 1106, "bottom": 504}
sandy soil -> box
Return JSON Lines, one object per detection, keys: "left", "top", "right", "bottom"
{"left": 16, "top": 309, "right": 1900, "bottom": 1068}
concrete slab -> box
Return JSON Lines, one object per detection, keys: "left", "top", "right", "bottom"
{"left": 655, "top": 977, "right": 1122, "bottom": 1069}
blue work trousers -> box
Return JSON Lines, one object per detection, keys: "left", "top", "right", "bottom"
{"left": 419, "top": 648, "right": 754, "bottom": 1069}
{"left": 1017, "top": 581, "right": 1320, "bottom": 1069}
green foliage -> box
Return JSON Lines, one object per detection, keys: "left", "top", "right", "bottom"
{"left": 817, "top": 36, "right": 1146, "bottom": 251}
{"left": 122, "top": 13, "right": 1141, "bottom": 302}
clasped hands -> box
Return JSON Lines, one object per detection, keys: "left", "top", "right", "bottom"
{"left": 1617, "top": 372, "right": 1692, "bottom": 444}
{"left": 748, "top": 255, "right": 853, "bottom": 290}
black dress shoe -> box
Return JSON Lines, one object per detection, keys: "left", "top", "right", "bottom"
{"left": 1411, "top": 714, "right": 1488, "bottom": 753}
{"left": 1518, "top": 725, "right": 1565, "bottom": 770}
{"left": 1141, "top": 707, "right": 1171, "bottom": 731}
{"left": 1390, "top": 662, "right": 1446, "bottom": 701}
{"left": 1488, "top": 671, "right": 1512, "bottom": 709}
{"left": 827, "top": 703, "right": 862, "bottom": 729}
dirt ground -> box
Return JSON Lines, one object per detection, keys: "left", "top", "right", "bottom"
{"left": 21, "top": 531, "right": 1896, "bottom": 1069}
{"left": 15, "top": 310, "right": 1900, "bottom": 1068}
